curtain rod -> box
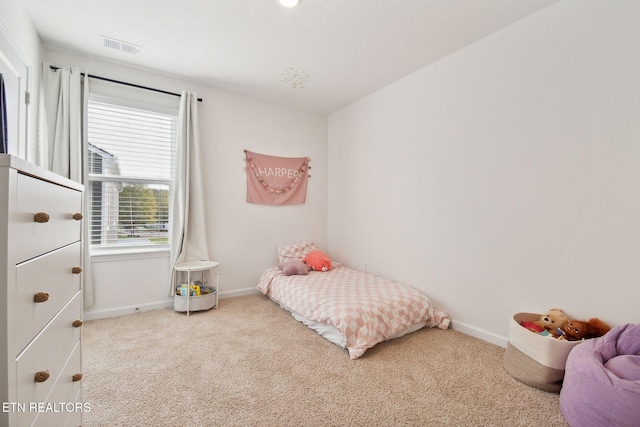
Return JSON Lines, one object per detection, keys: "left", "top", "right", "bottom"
{"left": 49, "top": 65, "right": 203, "bottom": 103}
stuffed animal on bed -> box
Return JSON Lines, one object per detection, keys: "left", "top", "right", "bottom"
{"left": 550, "top": 318, "right": 611, "bottom": 341}
{"left": 303, "top": 250, "right": 333, "bottom": 272}
{"left": 533, "top": 308, "right": 569, "bottom": 331}
{"left": 277, "top": 260, "right": 310, "bottom": 276}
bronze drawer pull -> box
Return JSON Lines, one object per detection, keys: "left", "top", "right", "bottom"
{"left": 72, "top": 266, "right": 83, "bottom": 274}
{"left": 72, "top": 373, "right": 83, "bottom": 382}
{"left": 73, "top": 320, "right": 83, "bottom": 328}
{"left": 73, "top": 212, "right": 83, "bottom": 220}
{"left": 34, "top": 292, "right": 49, "bottom": 303}
{"left": 34, "top": 212, "right": 50, "bottom": 223}
{"left": 35, "top": 371, "right": 50, "bottom": 383}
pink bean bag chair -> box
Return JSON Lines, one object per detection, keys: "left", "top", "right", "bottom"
{"left": 560, "top": 323, "right": 640, "bottom": 427}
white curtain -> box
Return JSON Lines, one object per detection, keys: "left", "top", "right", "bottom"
{"left": 41, "top": 64, "right": 94, "bottom": 308}
{"left": 169, "top": 91, "right": 210, "bottom": 295}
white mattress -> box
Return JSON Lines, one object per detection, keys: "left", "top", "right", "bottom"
{"left": 258, "top": 264, "right": 450, "bottom": 358}
{"left": 285, "top": 300, "right": 428, "bottom": 350}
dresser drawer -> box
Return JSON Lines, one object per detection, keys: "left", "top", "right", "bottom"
{"left": 14, "top": 172, "right": 82, "bottom": 263}
{"left": 15, "top": 242, "right": 82, "bottom": 354}
{"left": 15, "top": 291, "right": 82, "bottom": 420}
{"left": 31, "top": 342, "right": 83, "bottom": 427}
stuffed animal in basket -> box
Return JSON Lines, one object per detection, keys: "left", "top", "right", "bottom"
{"left": 550, "top": 318, "right": 611, "bottom": 341}
{"left": 303, "top": 250, "right": 333, "bottom": 272}
{"left": 533, "top": 308, "right": 569, "bottom": 331}
{"left": 520, "top": 321, "right": 545, "bottom": 333}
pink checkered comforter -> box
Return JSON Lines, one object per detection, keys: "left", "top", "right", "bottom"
{"left": 257, "top": 264, "right": 451, "bottom": 359}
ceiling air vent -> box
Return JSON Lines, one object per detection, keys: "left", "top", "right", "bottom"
{"left": 100, "top": 36, "right": 140, "bottom": 55}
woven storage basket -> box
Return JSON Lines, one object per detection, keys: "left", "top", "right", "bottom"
{"left": 503, "top": 312, "right": 583, "bottom": 393}
{"left": 174, "top": 291, "right": 217, "bottom": 313}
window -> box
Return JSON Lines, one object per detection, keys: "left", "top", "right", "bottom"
{"left": 87, "top": 97, "right": 177, "bottom": 252}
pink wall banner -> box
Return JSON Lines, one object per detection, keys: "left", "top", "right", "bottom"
{"left": 245, "top": 150, "right": 310, "bottom": 205}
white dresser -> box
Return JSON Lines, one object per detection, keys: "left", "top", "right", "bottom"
{"left": 0, "top": 154, "right": 85, "bottom": 427}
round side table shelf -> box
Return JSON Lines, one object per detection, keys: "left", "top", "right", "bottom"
{"left": 173, "top": 260, "right": 219, "bottom": 315}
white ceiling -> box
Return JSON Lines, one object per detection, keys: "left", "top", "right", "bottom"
{"left": 24, "top": 0, "right": 559, "bottom": 114}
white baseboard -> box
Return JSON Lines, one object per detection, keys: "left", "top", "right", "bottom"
{"left": 450, "top": 319, "right": 508, "bottom": 348}
{"left": 83, "top": 300, "right": 173, "bottom": 321}
{"left": 219, "top": 287, "right": 260, "bottom": 299}
{"left": 83, "top": 288, "right": 261, "bottom": 321}
{"left": 83, "top": 289, "right": 508, "bottom": 350}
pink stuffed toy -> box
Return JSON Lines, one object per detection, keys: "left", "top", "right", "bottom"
{"left": 277, "top": 260, "right": 309, "bottom": 276}
{"left": 303, "top": 250, "right": 333, "bottom": 272}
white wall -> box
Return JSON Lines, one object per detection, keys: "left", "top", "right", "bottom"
{"left": 0, "top": 0, "right": 42, "bottom": 162}
{"left": 7, "top": 0, "right": 637, "bottom": 345}
{"left": 328, "top": 0, "right": 640, "bottom": 346}
{"left": 42, "top": 50, "right": 328, "bottom": 319}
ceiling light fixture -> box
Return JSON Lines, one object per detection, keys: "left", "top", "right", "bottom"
{"left": 278, "top": 0, "right": 302, "bottom": 8}
{"left": 281, "top": 67, "right": 309, "bottom": 89}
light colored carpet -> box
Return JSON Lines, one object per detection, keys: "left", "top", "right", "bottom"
{"left": 82, "top": 294, "right": 570, "bottom": 426}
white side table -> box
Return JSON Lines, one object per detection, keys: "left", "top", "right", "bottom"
{"left": 173, "top": 261, "right": 219, "bottom": 316}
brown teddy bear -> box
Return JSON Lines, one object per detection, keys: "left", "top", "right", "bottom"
{"left": 534, "top": 308, "right": 569, "bottom": 331}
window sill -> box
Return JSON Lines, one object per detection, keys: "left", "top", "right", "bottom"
{"left": 90, "top": 246, "right": 170, "bottom": 263}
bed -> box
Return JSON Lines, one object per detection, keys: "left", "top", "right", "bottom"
{"left": 257, "top": 242, "right": 451, "bottom": 359}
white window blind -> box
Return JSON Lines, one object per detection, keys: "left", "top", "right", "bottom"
{"left": 87, "top": 98, "right": 177, "bottom": 251}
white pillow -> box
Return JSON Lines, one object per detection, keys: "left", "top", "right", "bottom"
{"left": 277, "top": 241, "right": 316, "bottom": 264}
